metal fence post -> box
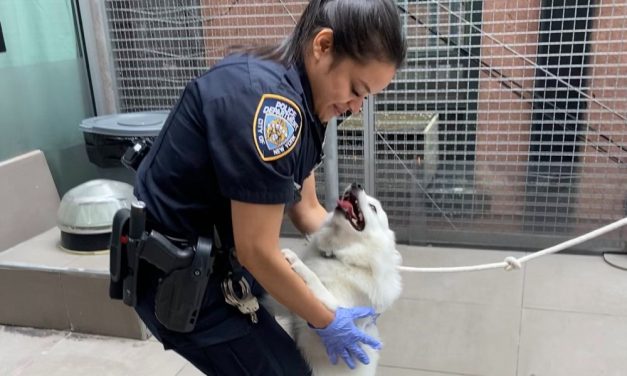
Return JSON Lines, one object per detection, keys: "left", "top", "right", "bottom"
{"left": 323, "top": 118, "right": 339, "bottom": 210}
{"left": 362, "top": 95, "right": 376, "bottom": 194}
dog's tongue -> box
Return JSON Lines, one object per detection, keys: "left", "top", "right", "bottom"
{"left": 337, "top": 199, "right": 355, "bottom": 218}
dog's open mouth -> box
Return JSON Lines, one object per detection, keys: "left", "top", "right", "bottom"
{"left": 336, "top": 189, "right": 365, "bottom": 231}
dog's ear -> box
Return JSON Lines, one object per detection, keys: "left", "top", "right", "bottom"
{"left": 364, "top": 197, "right": 389, "bottom": 227}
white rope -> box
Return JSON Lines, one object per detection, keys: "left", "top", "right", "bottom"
{"left": 398, "top": 217, "right": 627, "bottom": 273}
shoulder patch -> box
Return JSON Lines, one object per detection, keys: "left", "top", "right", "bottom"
{"left": 253, "top": 94, "right": 302, "bottom": 162}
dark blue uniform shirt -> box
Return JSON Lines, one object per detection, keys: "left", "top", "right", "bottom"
{"left": 135, "top": 53, "right": 326, "bottom": 240}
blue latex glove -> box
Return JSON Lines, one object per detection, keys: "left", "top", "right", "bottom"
{"left": 313, "top": 306, "right": 382, "bottom": 369}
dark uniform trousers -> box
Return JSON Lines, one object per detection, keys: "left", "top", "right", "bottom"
{"left": 134, "top": 254, "right": 313, "bottom": 376}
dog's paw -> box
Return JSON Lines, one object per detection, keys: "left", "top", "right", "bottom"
{"left": 281, "top": 248, "right": 315, "bottom": 282}
{"left": 281, "top": 248, "right": 300, "bottom": 265}
{"left": 281, "top": 249, "right": 310, "bottom": 278}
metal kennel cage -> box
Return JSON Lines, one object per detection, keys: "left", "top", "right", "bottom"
{"left": 80, "top": 0, "right": 627, "bottom": 252}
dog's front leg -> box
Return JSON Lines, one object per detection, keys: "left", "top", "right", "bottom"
{"left": 281, "top": 248, "right": 339, "bottom": 311}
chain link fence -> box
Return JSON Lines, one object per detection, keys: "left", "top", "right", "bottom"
{"left": 100, "top": 0, "right": 627, "bottom": 251}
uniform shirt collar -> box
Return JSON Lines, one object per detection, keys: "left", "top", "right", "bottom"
{"left": 286, "top": 64, "right": 326, "bottom": 147}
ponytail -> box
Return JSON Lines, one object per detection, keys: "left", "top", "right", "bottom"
{"left": 250, "top": 0, "right": 406, "bottom": 68}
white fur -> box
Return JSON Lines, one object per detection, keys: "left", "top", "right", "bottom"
{"left": 281, "top": 188, "right": 402, "bottom": 376}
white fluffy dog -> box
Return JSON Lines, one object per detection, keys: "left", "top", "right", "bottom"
{"left": 281, "top": 183, "right": 402, "bottom": 375}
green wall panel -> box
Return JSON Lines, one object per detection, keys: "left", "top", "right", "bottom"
{"left": 0, "top": 0, "right": 124, "bottom": 196}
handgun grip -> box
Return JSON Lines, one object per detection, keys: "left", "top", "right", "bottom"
{"left": 141, "top": 231, "right": 194, "bottom": 273}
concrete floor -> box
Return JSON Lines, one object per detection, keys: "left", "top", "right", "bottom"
{"left": 2, "top": 238, "right": 627, "bottom": 376}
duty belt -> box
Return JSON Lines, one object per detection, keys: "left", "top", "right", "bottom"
{"left": 109, "top": 201, "right": 214, "bottom": 333}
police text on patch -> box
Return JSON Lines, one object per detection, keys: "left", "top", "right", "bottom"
{"left": 253, "top": 94, "right": 302, "bottom": 162}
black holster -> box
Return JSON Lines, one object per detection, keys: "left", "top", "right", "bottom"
{"left": 109, "top": 202, "right": 214, "bottom": 333}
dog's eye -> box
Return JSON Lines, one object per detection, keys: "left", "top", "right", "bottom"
{"left": 369, "top": 204, "right": 377, "bottom": 213}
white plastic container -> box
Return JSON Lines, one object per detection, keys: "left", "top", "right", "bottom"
{"left": 57, "top": 179, "right": 135, "bottom": 253}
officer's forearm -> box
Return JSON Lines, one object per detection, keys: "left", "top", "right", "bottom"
{"left": 231, "top": 200, "right": 333, "bottom": 328}
{"left": 288, "top": 173, "right": 328, "bottom": 235}
{"left": 237, "top": 245, "right": 334, "bottom": 329}
{"left": 289, "top": 202, "right": 328, "bottom": 235}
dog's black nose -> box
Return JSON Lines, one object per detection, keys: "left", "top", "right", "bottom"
{"left": 351, "top": 183, "right": 363, "bottom": 190}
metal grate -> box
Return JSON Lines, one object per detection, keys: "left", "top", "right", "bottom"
{"left": 104, "top": 0, "right": 307, "bottom": 111}
{"left": 101, "top": 0, "right": 627, "bottom": 251}
{"left": 376, "top": 0, "right": 627, "bottom": 250}
{"left": 105, "top": 0, "right": 206, "bottom": 111}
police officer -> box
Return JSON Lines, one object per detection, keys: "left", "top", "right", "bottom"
{"left": 133, "top": 0, "right": 406, "bottom": 374}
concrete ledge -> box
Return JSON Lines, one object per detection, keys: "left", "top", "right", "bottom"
{"left": 0, "top": 228, "right": 147, "bottom": 340}
{"left": 0, "top": 150, "right": 60, "bottom": 252}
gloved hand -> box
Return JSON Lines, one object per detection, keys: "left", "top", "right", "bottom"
{"left": 312, "top": 306, "right": 381, "bottom": 369}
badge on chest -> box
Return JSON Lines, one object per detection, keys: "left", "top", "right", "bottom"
{"left": 253, "top": 94, "right": 302, "bottom": 161}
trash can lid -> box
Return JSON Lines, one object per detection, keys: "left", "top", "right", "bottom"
{"left": 79, "top": 111, "right": 169, "bottom": 137}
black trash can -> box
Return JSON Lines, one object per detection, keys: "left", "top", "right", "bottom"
{"left": 79, "top": 111, "right": 168, "bottom": 168}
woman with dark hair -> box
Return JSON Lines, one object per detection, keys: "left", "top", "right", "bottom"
{"left": 132, "top": 0, "right": 406, "bottom": 374}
